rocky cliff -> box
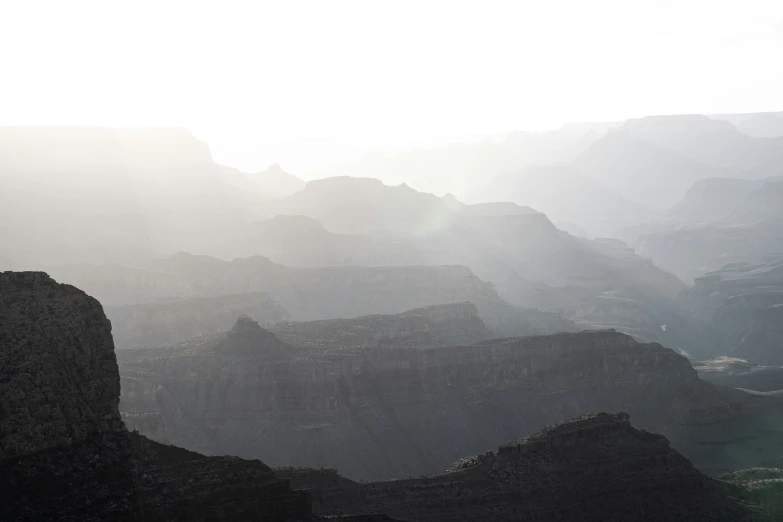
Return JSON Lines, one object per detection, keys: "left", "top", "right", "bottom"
{"left": 119, "top": 321, "right": 783, "bottom": 481}
{"left": 280, "top": 412, "right": 763, "bottom": 521}
{"left": 0, "top": 271, "right": 125, "bottom": 459}
{"left": 0, "top": 272, "right": 311, "bottom": 520}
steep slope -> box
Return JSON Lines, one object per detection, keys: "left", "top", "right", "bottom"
{"left": 281, "top": 413, "right": 763, "bottom": 521}
{"left": 0, "top": 271, "right": 312, "bottom": 521}
{"left": 119, "top": 325, "right": 783, "bottom": 481}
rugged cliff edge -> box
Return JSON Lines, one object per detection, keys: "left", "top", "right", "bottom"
{"left": 0, "top": 272, "right": 311, "bottom": 521}
{"left": 119, "top": 316, "right": 783, "bottom": 481}
{"left": 279, "top": 413, "right": 764, "bottom": 521}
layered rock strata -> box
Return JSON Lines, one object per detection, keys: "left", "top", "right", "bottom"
{"left": 119, "top": 318, "right": 783, "bottom": 481}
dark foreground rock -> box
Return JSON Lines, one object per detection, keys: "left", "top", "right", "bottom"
{"left": 280, "top": 412, "right": 765, "bottom": 521}
{"left": 0, "top": 272, "right": 310, "bottom": 521}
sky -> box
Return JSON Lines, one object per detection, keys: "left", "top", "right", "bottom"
{"left": 1, "top": 0, "right": 782, "bottom": 172}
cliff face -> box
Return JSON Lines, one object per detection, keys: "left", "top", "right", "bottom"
{"left": 0, "top": 271, "right": 124, "bottom": 459}
{"left": 119, "top": 323, "right": 783, "bottom": 481}
{"left": 0, "top": 272, "right": 311, "bottom": 521}
{"left": 281, "top": 412, "right": 761, "bottom": 521}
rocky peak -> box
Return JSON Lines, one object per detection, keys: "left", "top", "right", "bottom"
{"left": 220, "top": 315, "right": 291, "bottom": 355}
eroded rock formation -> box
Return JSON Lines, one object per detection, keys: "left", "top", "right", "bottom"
{"left": 119, "top": 318, "right": 783, "bottom": 481}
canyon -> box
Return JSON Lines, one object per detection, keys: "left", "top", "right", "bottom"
{"left": 119, "top": 311, "right": 783, "bottom": 481}
{"left": 1, "top": 271, "right": 769, "bottom": 520}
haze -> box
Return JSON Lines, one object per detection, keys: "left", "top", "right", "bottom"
{"left": 2, "top": 0, "right": 782, "bottom": 174}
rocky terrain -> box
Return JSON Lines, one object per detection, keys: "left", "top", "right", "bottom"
{"left": 0, "top": 271, "right": 312, "bottom": 520}
{"left": 119, "top": 317, "right": 783, "bottom": 481}
{"left": 280, "top": 413, "right": 763, "bottom": 521}
{"left": 5, "top": 270, "right": 774, "bottom": 520}
{"left": 49, "top": 253, "right": 573, "bottom": 339}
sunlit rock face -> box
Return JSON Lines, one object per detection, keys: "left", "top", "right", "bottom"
{"left": 119, "top": 325, "right": 783, "bottom": 481}
{"left": 280, "top": 412, "right": 761, "bottom": 522}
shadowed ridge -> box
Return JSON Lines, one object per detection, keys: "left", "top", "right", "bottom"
{"left": 282, "top": 411, "right": 765, "bottom": 521}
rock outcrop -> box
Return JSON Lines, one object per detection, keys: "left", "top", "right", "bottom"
{"left": 119, "top": 322, "right": 783, "bottom": 481}
{"left": 0, "top": 272, "right": 311, "bottom": 521}
{"left": 0, "top": 271, "right": 125, "bottom": 459}
{"left": 280, "top": 413, "right": 763, "bottom": 521}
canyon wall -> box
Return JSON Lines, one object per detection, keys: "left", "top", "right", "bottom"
{"left": 119, "top": 322, "right": 783, "bottom": 481}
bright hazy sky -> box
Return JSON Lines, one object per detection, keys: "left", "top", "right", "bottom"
{"left": 1, "top": 0, "right": 782, "bottom": 171}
